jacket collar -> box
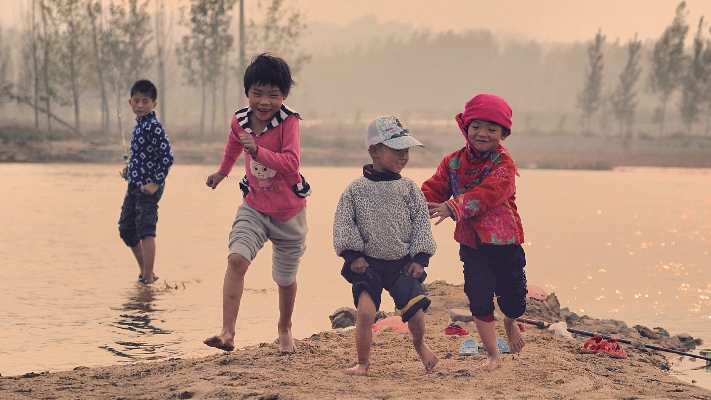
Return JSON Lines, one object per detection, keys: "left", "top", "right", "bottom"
{"left": 135, "top": 111, "right": 156, "bottom": 123}
{"left": 234, "top": 104, "right": 301, "bottom": 136}
{"left": 363, "top": 164, "right": 401, "bottom": 181}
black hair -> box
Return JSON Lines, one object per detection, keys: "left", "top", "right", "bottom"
{"left": 243, "top": 53, "right": 295, "bottom": 97}
{"left": 130, "top": 79, "right": 158, "bottom": 101}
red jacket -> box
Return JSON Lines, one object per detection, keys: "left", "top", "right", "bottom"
{"left": 421, "top": 144, "right": 524, "bottom": 249}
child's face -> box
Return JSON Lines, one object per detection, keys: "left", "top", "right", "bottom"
{"left": 247, "top": 83, "right": 287, "bottom": 124}
{"left": 128, "top": 92, "right": 157, "bottom": 117}
{"left": 467, "top": 119, "right": 505, "bottom": 152}
{"left": 370, "top": 144, "right": 409, "bottom": 174}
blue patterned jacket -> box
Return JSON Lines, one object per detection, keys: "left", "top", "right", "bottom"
{"left": 127, "top": 111, "right": 174, "bottom": 187}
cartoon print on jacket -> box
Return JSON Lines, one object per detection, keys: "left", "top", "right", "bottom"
{"left": 250, "top": 159, "right": 277, "bottom": 190}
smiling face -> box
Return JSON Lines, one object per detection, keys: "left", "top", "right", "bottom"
{"left": 128, "top": 92, "right": 157, "bottom": 118}
{"left": 370, "top": 144, "right": 410, "bottom": 174}
{"left": 247, "top": 83, "right": 287, "bottom": 132}
{"left": 467, "top": 119, "right": 506, "bottom": 153}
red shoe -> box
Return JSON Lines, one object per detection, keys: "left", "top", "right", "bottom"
{"left": 580, "top": 335, "right": 605, "bottom": 354}
{"left": 444, "top": 325, "right": 469, "bottom": 336}
{"left": 599, "top": 338, "right": 628, "bottom": 359}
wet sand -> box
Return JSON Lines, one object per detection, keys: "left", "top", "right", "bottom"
{"left": 1, "top": 281, "right": 709, "bottom": 400}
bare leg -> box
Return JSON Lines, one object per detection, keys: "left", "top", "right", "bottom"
{"left": 344, "top": 292, "right": 376, "bottom": 376}
{"left": 204, "top": 254, "right": 249, "bottom": 351}
{"left": 277, "top": 281, "right": 297, "bottom": 353}
{"left": 407, "top": 309, "right": 438, "bottom": 372}
{"left": 504, "top": 316, "right": 525, "bottom": 353}
{"left": 474, "top": 318, "right": 503, "bottom": 371}
{"left": 139, "top": 236, "right": 156, "bottom": 283}
{"left": 130, "top": 242, "right": 145, "bottom": 278}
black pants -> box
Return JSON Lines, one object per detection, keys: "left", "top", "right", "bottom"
{"left": 341, "top": 255, "right": 430, "bottom": 322}
{"left": 460, "top": 244, "right": 527, "bottom": 319}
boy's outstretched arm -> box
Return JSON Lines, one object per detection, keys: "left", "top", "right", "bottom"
{"left": 206, "top": 172, "right": 227, "bottom": 190}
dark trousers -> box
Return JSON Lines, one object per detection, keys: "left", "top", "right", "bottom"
{"left": 460, "top": 243, "right": 527, "bottom": 319}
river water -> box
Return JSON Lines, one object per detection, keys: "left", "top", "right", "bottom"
{"left": 0, "top": 164, "right": 709, "bottom": 387}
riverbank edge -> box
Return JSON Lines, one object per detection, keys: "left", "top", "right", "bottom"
{"left": 3, "top": 139, "right": 711, "bottom": 170}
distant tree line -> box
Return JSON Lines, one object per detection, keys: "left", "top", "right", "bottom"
{"left": 578, "top": 1, "right": 711, "bottom": 137}
{"left": 0, "top": 0, "right": 308, "bottom": 140}
{"left": 2, "top": 1, "right": 711, "bottom": 140}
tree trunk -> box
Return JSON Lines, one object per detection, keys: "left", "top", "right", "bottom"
{"left": 31, "top": 0, "right": 40, "bottom": 129}
{"left": 200, "top": 65, "right": 206, "bottom": 136}
{"left": 222, "top": 53, "right": 228, "bottom": 135}
{"left": 68, "top": 19, "right": 81, "bottom": 134}
{"left": 155, "top": 0, "right": 168, "bottom": 127}
{"left": 210, "top": 80, "right": 216, "bottom": 135}
{"left": 40, "top": 0, "right": 51, "bottom": 131}
{"left": 659, "top": 96, "right": 667, "bottom": 137}
{"left": 87, "top": 3, "right": 110, "bottom": 132}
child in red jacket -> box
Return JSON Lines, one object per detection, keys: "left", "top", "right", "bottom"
{"left": 422, "top": 94, "right": 526, "bottom": 372}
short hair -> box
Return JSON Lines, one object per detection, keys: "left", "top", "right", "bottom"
{"left": 243, "top": 53, "right": 295, "bottom": 97}
{"left": 130, "top": 80, "right": 158, "bottom": 101}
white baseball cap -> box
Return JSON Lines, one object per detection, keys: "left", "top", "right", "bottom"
{"left": 365, "top": 116, "right": 424, "bottom": 150}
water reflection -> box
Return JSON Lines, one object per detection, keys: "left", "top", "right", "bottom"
{"left": 100, "top": 284, "right": 176, "bottom": 362}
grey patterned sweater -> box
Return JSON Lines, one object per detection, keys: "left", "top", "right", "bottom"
{"left": 333, "top": 166, "right": 437, "bottom": 265}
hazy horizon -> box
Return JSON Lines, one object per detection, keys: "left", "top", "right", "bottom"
{"left": 2, "top": 0, "right": 710, "bottom": 45}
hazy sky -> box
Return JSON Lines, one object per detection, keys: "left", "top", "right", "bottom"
{"left": 2, "top": 0, "right": 710, "bottom": 44}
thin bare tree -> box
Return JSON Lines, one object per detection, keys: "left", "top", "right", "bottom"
{"left": 577, "top": 29, "right": 605, "bottom": 134}
{"left": 648, "top": 1, "right": 689, "bottom": 136}
{"left": 154, "top": 0, "right": 173, "bottom": 126}
{"left": 611, "top": 34, "right": 642, "bottom": 136}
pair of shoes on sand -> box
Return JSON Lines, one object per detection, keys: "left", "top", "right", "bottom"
{"left": 138, "top": 274, "right": 159, "bottom": 285}
{"left": 580, "top": 335, "right": 627, "bottom": 359}
{"left": 459, "top": 337, "right": 510, "bottom": 356}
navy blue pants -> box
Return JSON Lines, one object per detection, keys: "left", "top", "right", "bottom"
{"left": 118, "top": 183, "right": 165, "bottom": 247}
{"left": 341, "top": 255, "right": 430, "bottom": 322}
{"left": 460, "top": 244, "right": 527, "bottom": 319}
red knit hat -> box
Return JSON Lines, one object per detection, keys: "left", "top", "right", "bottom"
{"left": 455, "top": 94, "right": 512, "bottom": 137}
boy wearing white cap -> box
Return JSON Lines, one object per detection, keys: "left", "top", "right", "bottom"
{"left": 333, "top": 116, "right": 438, "bottom": 376}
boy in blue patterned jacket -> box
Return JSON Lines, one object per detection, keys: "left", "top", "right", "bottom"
{"left": 118, "top": 79, "right": 174, "bottom": 285}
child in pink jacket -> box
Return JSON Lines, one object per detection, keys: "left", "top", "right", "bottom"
{"left": 203, "top": 53, "right": 310, "bottom": 354}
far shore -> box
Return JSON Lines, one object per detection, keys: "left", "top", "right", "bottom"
{"left": 3, "top": 132, "right": 711, "bottom": 170}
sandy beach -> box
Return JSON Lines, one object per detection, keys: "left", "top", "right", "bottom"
{"left": 1, "top": 280, "right": 709, "bottom": 400}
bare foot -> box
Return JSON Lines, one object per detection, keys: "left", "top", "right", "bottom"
{"left": 278, "top": 328, "right": 296, "bottom": 353}
{"left": 504, "top": 317, "right": 526, "bottom": 353}
{"left": 415, "top": 342, "right": 439, "bottom": 372}
{"left": 344, "top": 363, "right": 369, "bottom": 376}
{"left": 204, "top": 334, "right": 234, "bottom": 351}
{"left": 475, "top": 354, "right": 503, "bottom": 372}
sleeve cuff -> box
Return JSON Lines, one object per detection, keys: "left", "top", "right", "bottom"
{"left": 444, "top": 200, "right": 458, "bottom": 221}
{"left": 412, "top": 252, "right": 431, "bottom": 267}
{"left": 339, "top": 250, "right": 364, "bottom": 266}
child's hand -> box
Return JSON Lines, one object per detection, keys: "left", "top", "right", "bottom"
{"left": 238, "top": 134, "right": 258, "bottom": 158}
{"left": 206, "top": 172, "right": 227, "bottom": 189}
{"left": 406, "top": 262, "right": 425, "bottom": 279}
{"left": 119, "top": 165, "right": 128, "bottom": 179}
{"left": 141, "top": 182, "right": 160, "bottom": 195}
{"left": 427, "top": 202, "right": 452, "bottom": 225}
{"left": 350, "top": 257, "right": 369, "bottom": 274}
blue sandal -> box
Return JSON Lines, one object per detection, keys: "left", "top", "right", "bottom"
{"left": 138, "top": 275, "right": 159, "bottom": 284}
